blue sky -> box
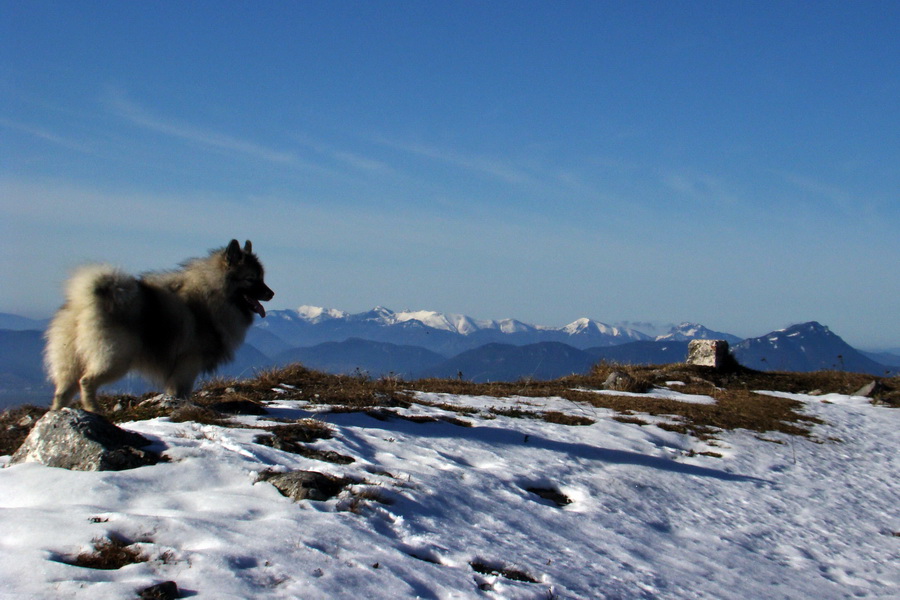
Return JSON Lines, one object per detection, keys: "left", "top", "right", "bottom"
{"left": 2, "top": 1, "right": 898, "bottom": 348}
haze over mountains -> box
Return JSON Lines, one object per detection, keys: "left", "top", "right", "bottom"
{"left": 1, "top": 307, "right": 898, "bottom": 408}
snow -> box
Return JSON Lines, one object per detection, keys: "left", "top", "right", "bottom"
{"left": 575, "top": 386, "right": 719, "bottom": 405}
{"left": 386, "top": 310, "right": 533, "bottom": 336}
{"left": 296, "top": 306, "right": 349, "bottom": 322}
{"left": 562, "top": 318, "right": 648, "bottom": 341}
{"left": 2, "top": 390, "right": 898, "bottom": 599}
{"left": 497, "top": 319, "right": 535, "bottom": 334}
{"left": 391, "top": 310, "right": 488, "bottom": 335}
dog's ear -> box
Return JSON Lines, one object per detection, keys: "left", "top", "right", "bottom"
{"left": 243, "top": 240, "right": 253, "bottom": 254}
{"left": 226, "top": 239, "right": 243, "bottom": 265}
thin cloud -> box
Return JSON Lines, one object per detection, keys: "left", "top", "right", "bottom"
{"left": 291, "top": 133, "right": 395, "bottom": 175}
{"left": 103, "top": 89, "right": 305, "bottom": 167}
{"left": 377, "top": 137, "right": 535, "bottom": 186}
{"left": 0, "top": 118, "right": 95, "bottom": 153}
{"left": 329, "top": 149, "right": 394, "bottom": 175}
{"left": 779, "top": 171, "right": 857, "bottom": 214}
{"left": 661, "top": 170, "right": 742, "bottom": 206}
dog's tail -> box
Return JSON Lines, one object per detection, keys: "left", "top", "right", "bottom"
{"left": 64, "top": 264, "right": 141, "bottom": 319}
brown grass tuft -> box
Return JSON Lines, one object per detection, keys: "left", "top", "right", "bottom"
{"left": 470, "top": 560, "right": 538, "bottom": 583}
{"left": 67, "top": 536, "right": 148, "bottom": 570}
{"left": 254, "top": 419, "right": 355, "bottom": 464}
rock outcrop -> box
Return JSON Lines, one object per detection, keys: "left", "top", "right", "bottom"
{"left": 8, "top": 408, "right": 161, "bottom": 471}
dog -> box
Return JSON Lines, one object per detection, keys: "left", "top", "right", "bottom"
{"left": 44, "top": 239, "right": 274, "bottom": 413}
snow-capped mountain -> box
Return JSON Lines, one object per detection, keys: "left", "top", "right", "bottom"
{"left": 295, "top": 305, "right": 349, "bottom": 323}
{"left": 355, "top": 307, "right": 499, "bottom": 336}
{"left": 732, "top": 321, "right": 894, "bottom": 375}
{"left": 562, "top": 317, "right": 644, "bottom": 338}
{"left": 656, "top": 322, "right": 742, "bottom": 345}
{"left": 257, "top": 306, "right": 649, "bottom": 353}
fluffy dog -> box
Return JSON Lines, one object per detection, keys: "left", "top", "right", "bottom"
{"left": 45, "top": 239, "right": 274, "bottom": 413}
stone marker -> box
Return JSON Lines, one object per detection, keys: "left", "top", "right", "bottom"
{"left": 686, "top": 340, "right": 731, "bottom": 369}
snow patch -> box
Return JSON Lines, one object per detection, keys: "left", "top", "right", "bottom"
{"left": 3, "top": 391, "right": 897, "bottom": 598}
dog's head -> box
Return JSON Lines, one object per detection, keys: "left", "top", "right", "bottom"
{"left": 224, "top": 239, "right": 275, "bottom": 318}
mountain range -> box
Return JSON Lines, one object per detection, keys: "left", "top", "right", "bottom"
{"left": 252, "top": 305, "right": 653, "bottom": 355}
{"left": 1, "top": 307, "right": 897, "bottom": 408}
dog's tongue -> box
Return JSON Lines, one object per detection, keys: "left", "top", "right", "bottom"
{"left": 247, "top": 296, "right": 266, "bottom": 318}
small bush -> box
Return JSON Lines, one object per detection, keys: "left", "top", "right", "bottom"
{"left": 67, "top": 536, "right": 148, "bottom": 570}
{"left": 470, "top": 560, "right": 538, "bottom": 583}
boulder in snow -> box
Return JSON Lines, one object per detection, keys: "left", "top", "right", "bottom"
{"left": 8, "top": 408, "right": 161, "bottom": 471}
{"left": 257, "top": 469, "right": 350, "bottom": 502}
{"left": 138, "top": 581, "right": 179, "bottom": 600}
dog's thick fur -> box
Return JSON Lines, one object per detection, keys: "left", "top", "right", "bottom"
{"left": 45, "top": 240, "right": 274, "bottom": 413}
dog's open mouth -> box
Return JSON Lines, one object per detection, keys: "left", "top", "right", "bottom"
{"left": 244, "top": 294, "right": 267, "bottom": 318}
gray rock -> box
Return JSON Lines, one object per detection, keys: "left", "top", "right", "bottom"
{"left": 603, "top": 371, "right": 634, "bottom": 391}
{"left": 853, "top": 381, "right": 883, "bottom": 397}
{"left": 139, "top": 581, "right": 179, "bottom": 600}
{"left": 687, "top": 340, "right": 731, "bottom": 368}
{"left": 8, "top": 408, "right": 160, "bottom": 471}
{"left": 257, "top": 470, "right": 349, "bottom": 502}
{"left": 140, "top": 394, "right": 189, "bottom": 410}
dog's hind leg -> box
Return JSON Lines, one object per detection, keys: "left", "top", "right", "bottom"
{"left": 51, "top": 380, "right": 80, "bottom": 411}
{"left": 77, "top": 359, "right": 132, "bottom": 414}
{"left": 164, "top": 358, "right": 201, "bottom": 401}
{"left": 165, "top": 375, "right": 198, "bottom": 401}
{"left": 77, "top": 375, "right": 104, "bottom": 413}
{"left": 44, "top": 308, "right": 83, "bottom": 410}
{"left": 78, "top": 366, "right": 130, "bottom": 413}
{"left": 48, "top": 351, "right": 82, "bottom": 410}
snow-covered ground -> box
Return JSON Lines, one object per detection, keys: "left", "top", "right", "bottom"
{"left": 1, "top": 389, "right": 898, "bottom": 599}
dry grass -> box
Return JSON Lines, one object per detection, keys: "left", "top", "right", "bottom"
{"left": 254, "top": 419, "right": 356, "bottom": 464}
{"left": 197, "top": 364, "right": 414, "bottom": 411}
{"left": 0, "top": 404, "right": 47, "bottom": 456}
{"left": 65, "top": 536, "right": 147, "bottom": 570}
{"left": 168, "top": 404, "right": 231, "bottom": 426}
{"left": 3, "top": 361, "right": 897, "bottom": 458}
{"left": 339, "top": 484, "right": 394, "bottom": 514}
{"left": 470, "top": 560, "right": 538, "bottom": 583}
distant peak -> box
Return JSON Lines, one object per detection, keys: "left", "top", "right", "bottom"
{"left": 778, "top": 321, "right": 830, "bottom": 334}
{"left": 296, "top": 305, "right": 348, "bottom": 321}
{"left": 563, "top": 318, "right": 595, "bottom": 334}
{"left": 562, "top": 318, "right": 642, "bottom": 339}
